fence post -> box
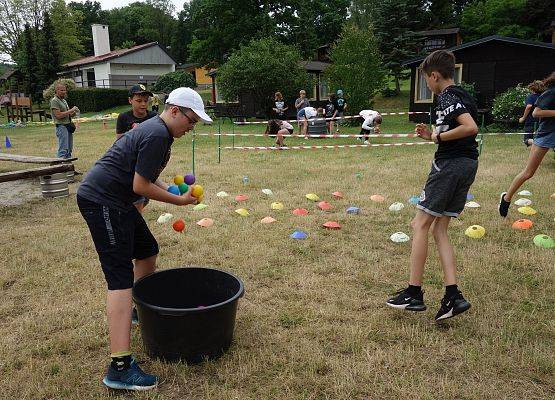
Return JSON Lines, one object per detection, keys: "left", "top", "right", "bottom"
{"left": 232, "top": 119, "right": 235, "bottom": 149}
{"left": 478, "top": 113, "right": 485, "bottom": 156}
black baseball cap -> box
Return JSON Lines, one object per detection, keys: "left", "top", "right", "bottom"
{"left": 128, "top": 84, "right": 153, "bottom": 97}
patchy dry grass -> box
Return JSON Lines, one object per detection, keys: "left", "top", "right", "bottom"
{"left": 0, "top": 117, "right": 553, "bottom": 400}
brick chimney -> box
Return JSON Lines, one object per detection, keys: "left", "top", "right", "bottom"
{"left": 92, "top": 24, "right": 110, "bottom": 57}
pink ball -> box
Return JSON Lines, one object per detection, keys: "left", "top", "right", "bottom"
{"left": 184, "top": 174, "right": 196, "bottom": 185}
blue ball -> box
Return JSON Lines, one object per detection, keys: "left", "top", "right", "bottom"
{"left": 167, "top": 185, "right": 180, "bottom": 195}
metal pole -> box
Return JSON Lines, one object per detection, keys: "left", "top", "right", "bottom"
{"left": 192, "top": 128, "right": 196, "bottom": 176}
{"left": 478, "top": 113, "right": 485, "bottom": 156}
{"left": 217, "top": 118, "right": 221, "bottom": 163}
{"left": 232, "top": 118, "right": 235, "bottom": 149}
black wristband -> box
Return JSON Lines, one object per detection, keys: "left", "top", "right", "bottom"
{"left": 436, "top": 132, "right": 442, "bottom": 143}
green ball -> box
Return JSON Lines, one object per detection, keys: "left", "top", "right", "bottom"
{"left": 178, "top": 183, "right": 189, "bottom": 194}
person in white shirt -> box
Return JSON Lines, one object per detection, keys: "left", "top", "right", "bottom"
{"left": 265, "top": 119, "right": 294, "bottom": 147}
{"left": 359, "top": 109, "right": 382, "bottom": 144}
{"left": 297, "top": 106, "right": 317, "bottom": 138}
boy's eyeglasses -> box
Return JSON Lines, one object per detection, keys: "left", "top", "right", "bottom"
{"left": 178, "top": 107, "right": 199, "bottom": 125}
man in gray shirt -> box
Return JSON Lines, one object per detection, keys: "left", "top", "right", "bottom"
{"left": 50, "top": 82, "right": 79, "bottom": 158}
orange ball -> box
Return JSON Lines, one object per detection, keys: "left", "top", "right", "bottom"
{"left": 191, "top": 184, "right": 204, "bottom": 198}
{"left": 172, "top": 219, "right": 185, "bottom": 232}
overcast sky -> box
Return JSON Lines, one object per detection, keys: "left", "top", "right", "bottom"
{"left": 90, "top": 0, "right": 187, "bottom": 13}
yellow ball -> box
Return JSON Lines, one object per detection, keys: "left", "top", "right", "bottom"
{"left": 174, "top": 175, "right": 184, "bottom": 185}
{"left": 191, "top": 184, "right": 204, "bottom": 198}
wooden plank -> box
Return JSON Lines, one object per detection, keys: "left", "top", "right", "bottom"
{"left": 0, "top": 153, "right": 78, "bottom": 164}
{"left": 0, "top": 164, "right": 74, "bottom": 183}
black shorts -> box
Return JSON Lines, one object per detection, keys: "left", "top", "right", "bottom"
{"left": 77, "top": 195, "right": 159, "bottom": 290}
{"left": 417, "top": 157, "right": 478, "bottom": 218}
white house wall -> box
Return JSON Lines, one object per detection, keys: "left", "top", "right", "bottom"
{"left": 109, "top": 63, "right": 174, "bottom": 76}
{"left": 113, "top": 46, "right": 175, "bottom": 67}
{"left": 93, "top": 63, "right": 110, "bottom": 86}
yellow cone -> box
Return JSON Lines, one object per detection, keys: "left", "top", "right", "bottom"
{"left": 465, "top": 225, "right": 485, "bottom": 239}
{"left": 235, "top": 208, "right": 249, "bottom": 216}
{"left": 517, "top": 206, "right": 537, "bottom": 216}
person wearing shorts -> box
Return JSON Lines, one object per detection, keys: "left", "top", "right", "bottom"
{"left": 386, "top": 50, "right": 479, "bottom": 322}
{"left": 77, "top": 87, "right": 212, "bottom": 391}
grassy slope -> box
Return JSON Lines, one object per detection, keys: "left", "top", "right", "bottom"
{"left": 0, "top": 91, "right": 553, "bottom": 399}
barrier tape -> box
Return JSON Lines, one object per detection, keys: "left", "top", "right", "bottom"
{"left": 0, "top": 115, "right": 118, "bottom": 129}
{"left": 225, "top": 142, "right": 436, "bottom": 151}
{"left": 233, "top": 111, "right": 431, "bottom": 125}
{"left": 199, "top": 131, "right": 531, "bottom": 138}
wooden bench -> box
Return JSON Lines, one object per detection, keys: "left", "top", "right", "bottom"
{"left": 0, "top": 153, "right": 77, "bottom": 183}
{"left": 5, "top": 96, "right": 48, "bottom": 122}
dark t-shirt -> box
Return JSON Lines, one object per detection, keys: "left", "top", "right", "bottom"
{"left": 325, "top": 101, "right": 335, "bottom": 117}
{"left": 274, "top": 100, "right": 286, "bottom": 118}
{"left": 524, "top": 93, "right": 540, "bottom": 127}
{"left": 434, "top": 85, "right": 479, "bottom": 160}
{"left": 335, "top": 97, "right": 346, "bottom": 112}
{"left": 77, "top": 116, "right": 174, "bottom": 210}
{"left": 116, "top": 110, "right": 157, "bottom": 135}
{"left": 535, "top": 87, "right": 555, "bottom": 138}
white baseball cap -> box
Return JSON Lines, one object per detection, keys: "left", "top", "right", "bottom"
{"left": 166, "top": 87, "right": 212, "bottom": 123}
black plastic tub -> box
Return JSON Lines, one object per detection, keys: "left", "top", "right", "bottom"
{"left": 132, "top": 267, "right": 244, "bottom": 363}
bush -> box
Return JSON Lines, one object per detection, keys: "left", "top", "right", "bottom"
{"left": 492, "top": 84, "right": 528, "bottom": 121}
{"left": 380, "top": 87, "right": 398, "bottom": 98}
{"left": 151, "top": 71, "right": 196, "bottom": 93}
{"left": 42, "top": 79, "right": 77, "bottom": 100}
{"left": 67, "top": 88, "right": 129, "bottom": 112}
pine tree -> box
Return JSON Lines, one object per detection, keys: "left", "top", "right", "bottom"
{"left": 37, "top": 12, "right": 61, "bottom": 92}
{"left": 22, "top": 24, "right": 40, "bottom": 101}
{"left": 373, "top": 0, "right": 424, "bottom": 94}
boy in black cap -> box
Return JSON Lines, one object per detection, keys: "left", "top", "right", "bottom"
{"left": 116, "top": 84, "right": 157, "bottom": 140}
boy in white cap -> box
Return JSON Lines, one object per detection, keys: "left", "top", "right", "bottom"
{"left": 77, "top": 87, "right": 212, "bottom": 391}
{"left": 358, "top": 110, "right": 382, "bottom": 144}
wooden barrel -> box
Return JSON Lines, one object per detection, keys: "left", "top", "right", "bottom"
{"left": 40, "top": 173, "right": 69, "bottom": 198}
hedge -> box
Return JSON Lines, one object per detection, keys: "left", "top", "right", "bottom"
{"left": 66, "top": 88, "right": 129, "bottom": 112}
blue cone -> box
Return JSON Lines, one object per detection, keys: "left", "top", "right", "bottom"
{"left": 408, "top": 195, "right": 420, "bottom": 205}
{"left": 466, "top": 193, "right": 474, "bottom": 200}
{"left": 5, "top": 136, "right": 11, "bottom": 148}
{"left": 346, "top": 206, "right": 360, "bottom": 214}
{"left": 290, "top": 230, "right": 308, "bottom": 240}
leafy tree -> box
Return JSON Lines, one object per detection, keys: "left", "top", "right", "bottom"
{"left": 427, "top": 0, "right": 455, "bottom": 28}
{"left": 373, "top": 0, "right": 423, "bottom": 94}
{"left": 50, "top": 0, "right": 85, "bottom": 63}
{"left": 68, "top": 1, "right": 109, "bottom": 55}
{"left": 217, "top": 37, "right": 311, "bottom": 112}
{"left": 107, "top": 1, "right": 176, "bottom": 53}
{"left": 172, "top": 3, "right": 193, "bottom": 64}
{"left": 324, "top": 24, "right": 386, "bottom": 113}
{"left": 460, "top": 0, "right": 536, "bottom": 41}
{"left": 36, "top": 11, "right": 61, "bottom": 91}
{"left": 0, "top": 0, "right": 50, "bottom": 57}
{"left": 187, "top": 0, "right": 273, "bottom": 67}
{"left": 151, "top": 70, "right": 196, "bottom": 93}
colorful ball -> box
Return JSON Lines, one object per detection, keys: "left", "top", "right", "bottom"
{"left": 174, "top": 175, "right": 184, "bottom": 185}
{"left": 184, "top": 174, "right": 196, "bottom": 185}
{"left": 172, "top": 219, "right": 185, "bottom": 232}
{"left": 191, "top": 184, "right": 204, "bottom": 198}
{"left": 167, "top": 185, "right": 180, "bottom": 195}
{"left": 178, "top": 183, "right": 189, "bottom": 194}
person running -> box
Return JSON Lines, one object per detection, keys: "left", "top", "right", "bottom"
{"left": 498, "top": 71, "right": 555, "bottom": 217}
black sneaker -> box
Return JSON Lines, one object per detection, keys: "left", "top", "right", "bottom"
{"left": 435, "top": 291, "right": 471, "bottom": 321}
{"left": 498, "top": 192, "right": 510, "bottom": 217}
{"left": 132, "top": 307, "right": 139, "bottom": 325}
{"left": 386, "top": 288, "right": 427, "bottom": 311}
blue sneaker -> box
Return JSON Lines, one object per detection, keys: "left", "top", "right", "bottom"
{"left": 102, "top": 358, "right": 158, "bottom": 391}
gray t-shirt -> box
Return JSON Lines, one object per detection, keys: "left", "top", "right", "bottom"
{"left": 50, "top": 96, "right": 70, "bottom": 124}
{"left": 77, "top": 116, "right": 174, "bottom": 210}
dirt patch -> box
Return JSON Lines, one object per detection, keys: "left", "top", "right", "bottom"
{"left": 0, "top": 178, "right": 43, "bottom": 206}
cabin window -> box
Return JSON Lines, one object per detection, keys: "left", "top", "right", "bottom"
{"left": 414, "top": 64, "right": 463, "bottom": 103}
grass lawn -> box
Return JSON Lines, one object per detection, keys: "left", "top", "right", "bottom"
{"left": 0, "top": 113, "right": 553, "bottom": 399}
